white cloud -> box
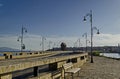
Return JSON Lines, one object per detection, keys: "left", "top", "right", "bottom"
{"left": 93, "top": 33, "right": 120, "bottom": 46}
{"left": 0, "top": 33, "right": 120, "bottom": 50}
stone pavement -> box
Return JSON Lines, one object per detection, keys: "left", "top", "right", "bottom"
{"left": 73, "top": 56, "right": 120, "bottom": 79}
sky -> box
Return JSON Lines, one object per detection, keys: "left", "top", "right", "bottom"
{"left": 0, "top": 0, "right": 120, "bottom": 50}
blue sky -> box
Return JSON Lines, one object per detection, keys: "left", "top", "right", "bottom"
{"left": 0, "top": 0, "right": 120, "bottom": 50}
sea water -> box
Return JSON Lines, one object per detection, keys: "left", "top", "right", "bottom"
{"left": 100, "top": 53, "right": 120, "bottom": 58}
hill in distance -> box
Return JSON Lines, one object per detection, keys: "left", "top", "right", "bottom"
{"left": 0, "top": 47, "right": 20, "bottom": 52}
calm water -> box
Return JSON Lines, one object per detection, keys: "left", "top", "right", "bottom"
{"left": 100, "top": 53, "right": 120, "bottom": 58}
{"left": 0, "top": 53, "right": 3, "bottom": 56}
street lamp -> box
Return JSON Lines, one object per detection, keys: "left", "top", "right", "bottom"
{"left": 83, "top": 10, "right": 100, "bottom": 63}
{"left": 78, "top": 38, "right": 81, "bottom": 49}
{"left": 42, "top": 36, "right": 46, "bottom": 51}
{"left": 74, "top": 41, "right": 77, "bottom": 49}
{"left": 53, "top": 42, "right": 56, "bottom": 51}
{"left": 82, "top": 33, "right": 88, "bottom": 52}
{"left": 17, "top": 26, "right": 27, "bottom": 53}
{"left": 48, "top": 41, "right": 52, "bottom": 50}
{"left": 40, "top": 43, "right": 42, "bottom": 51}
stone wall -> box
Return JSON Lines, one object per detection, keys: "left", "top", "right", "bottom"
{"left": 29, "top": 53, "right": 88, "bottom": 79}
{"left": 0, "top": 56, "right": 5, "bottom": 60}
{"left": 0, "top": 52, "right": 88, "bottom": 79}
{"left": 0, "top": 51, "right": 72, "bottom": 59}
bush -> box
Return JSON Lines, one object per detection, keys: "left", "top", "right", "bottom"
{"left": 92, "top": 51, "right": 100, "bottom": 56}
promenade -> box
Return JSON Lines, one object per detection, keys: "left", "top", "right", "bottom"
{"left": 0, "top": 51, "right": 88, "bottom": 79}
{"left": 77, "top": 56, "right": 120, "bottom": 79}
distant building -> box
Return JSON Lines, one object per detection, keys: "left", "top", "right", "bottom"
{"left": 49, "top": 46, "right": 120, "bottom": 53}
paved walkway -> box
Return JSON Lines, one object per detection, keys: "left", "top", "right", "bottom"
{"left": 77, "top": 56, "right": 120, "bottom": 79}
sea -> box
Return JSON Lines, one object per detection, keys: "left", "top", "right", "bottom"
{"left": 100, "top": 53, "right": 120, "bottom": 58}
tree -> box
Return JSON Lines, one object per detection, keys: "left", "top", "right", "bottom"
{"left": 61, "top": 42, "right": 67, "bottom": 51}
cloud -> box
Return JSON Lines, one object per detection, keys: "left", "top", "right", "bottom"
{"left": 93, "top": 33, "right": 120, "bottom": 46}
{"left": 0, "top": 33, "right": 120, "bottom": 50}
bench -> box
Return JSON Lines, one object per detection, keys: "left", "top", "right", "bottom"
{"left": 62, "top": 62, "right": 81, "bottom": 79}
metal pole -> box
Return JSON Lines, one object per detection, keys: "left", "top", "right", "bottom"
{"left": 49, "top": 41, "right": 52, "bottom": 50}
{"left": 42, "top": 37, "right": 44, "bottom": 51}
{"left": 49, "top": 41, "right": 50, "bottom": 50}
{"left": 78, "top": 38, "right": 80, "bottom": 49}
{"left": 21, "top": 26, "right": 23, "bottom": 53}
{"left": 90, "top": 10, "right": 93, "bottom": 63}
{"left": 82, "top": 33, "right": 87, "bottom": 52}
{"left": 85, "top": 33, "right": 87, "bottom": 52}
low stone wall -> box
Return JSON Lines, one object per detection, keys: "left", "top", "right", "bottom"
{"left": 29, "top": 53, "right": 88, "bottom": 79}
{"left": 0, "top": 52, "right": 88, "bottom": 79}
{"left": 1, "top": 51, "right": 73, "bottom": 59}
{"left": 0, "top": 73, "right": 12, "bottom": 79}
{"left": 12, "top": 53, "right": 55, "bottom": 59}
{"left": 0, "top": 56, "right": 5, "bottom": 60}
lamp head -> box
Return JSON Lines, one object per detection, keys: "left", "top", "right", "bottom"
{"left": 83, "top": 16, "right": 86, "bottom": 21}
{"left": 22, "top": 44, "right": 25, "bottom": 49}
{"left": 17, "top": 39, "right": 19, "bottom": 41}
{"left": 25, "top": 29, "right": 27, "bottom": 33}
{"left": 97, "top": 30, "right": 100, "bottom": 34}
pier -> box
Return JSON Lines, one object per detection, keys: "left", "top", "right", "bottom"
{"left": 0, "top": 51, "right": 88, "bottom": 79}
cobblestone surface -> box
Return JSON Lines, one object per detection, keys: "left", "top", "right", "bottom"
{"left": 77, "top": 56, "right": 120, "bottom": 79}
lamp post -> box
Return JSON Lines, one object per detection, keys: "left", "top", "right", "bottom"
{"left": 82, "top": 33, "right": 88, "bottom": 52}
{"left": 77, "top": 38, "right": 81, "bottom": 51}
{"left": 53, "top": 42, "right": 56, "bottom": 51}
{"left": 83, "top": 10, "right": 100, "bottom": 63}
{"left": 78, "top": 38, "right": 81, "bottom": 49}
{"left": 73, "top": 41, "right": 77, "bottom": 51}
{"left": 48, "top": 41, "right": 52, "bottom": 50}
{"left": 40, "top": 43, "right": 42, "bottom": 51}
{"left": 17, "top": 26, "right": 27, "bottom": 53}
{"left": 42, "top": 36, "right": 46, "bottom": 51}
